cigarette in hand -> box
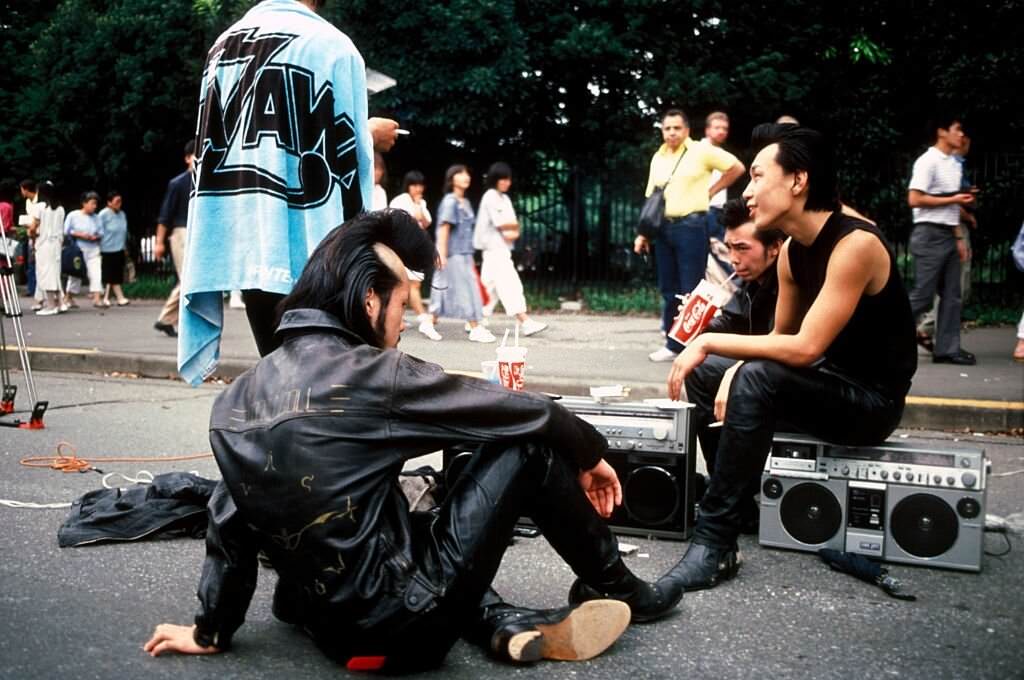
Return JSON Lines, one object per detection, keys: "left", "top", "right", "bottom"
{"left": 396, "top": 129, "right": 410, "bottom": 135}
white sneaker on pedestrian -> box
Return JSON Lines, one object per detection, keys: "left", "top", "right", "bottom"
{"left": 468, "top": 325, "right": 497, "bottom": 343}
{"left": 520, "top": 319, "right": 548, "bottom": 336}
{"left": 35, "top": 307, "right": 59, "bottom": 316}
{"left": 418, "top": 320, "right": 442, "bottom": 341}
{"left": 58, "top": 303, "right": 70, "bottom": 313}
{"left": 648, "top": 347, "right": 679, "bottom": 362}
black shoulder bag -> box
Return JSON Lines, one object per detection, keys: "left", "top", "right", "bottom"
{"left": 637, "top": 147, "right": 687, "bottom": 239}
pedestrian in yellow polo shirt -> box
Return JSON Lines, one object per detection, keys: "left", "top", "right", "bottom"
{"left": 635, "top": 108, "right": 744, "bottom": 361}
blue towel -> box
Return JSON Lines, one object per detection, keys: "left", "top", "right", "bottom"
{"left": 179, "top": 0, "right": 373, "bottom": 385}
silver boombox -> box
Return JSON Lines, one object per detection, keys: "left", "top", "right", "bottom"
{"left": 760, "top": 434, "right": 988, "bottom": 572}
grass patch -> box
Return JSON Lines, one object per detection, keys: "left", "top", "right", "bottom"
{"left": 524, "top": 283, "right": 660, "bottom": 314}
{"left": 124, "top": 274, "right": 175, "bottom": 299}
{"left": 963, "top": 303, "right": 1021, "bottom": 326}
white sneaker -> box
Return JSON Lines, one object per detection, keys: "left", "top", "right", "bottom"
{"left": 58, "top": 303, "right": 70, "bottom": 313}
{"left": 418, "top": 320, "right": 442, "bottom": 341}
{"left": 35, "top": 307, "right": 59, "bottom": 316}
{"left": 520, "top": 319, "right": 548, "bottom": 336}
{"left": 468, "top": 325, "right": 497, "bottom": 343}
{"left": 648, "top": 347, "right": 679, "bottom": 362}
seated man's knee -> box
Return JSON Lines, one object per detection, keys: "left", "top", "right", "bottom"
{"left": 731, "top": 359, "right": 787, "bottom": 400}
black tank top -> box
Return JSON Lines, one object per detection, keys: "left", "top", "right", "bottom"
{"left": 787, "top": 212, "right": 917, "bottom": 399}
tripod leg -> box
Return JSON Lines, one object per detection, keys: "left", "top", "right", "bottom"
{"left": 0, "top": 314, "right": 14, "bottom": 414}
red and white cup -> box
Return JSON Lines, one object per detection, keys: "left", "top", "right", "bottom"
{"left": 496, "top": 346, "right": 528, "bottom": 391}
{"left": 668, "top": 279, "right": 732, "bottom": 346}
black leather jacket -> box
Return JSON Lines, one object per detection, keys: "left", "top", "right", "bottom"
{"left": 193, "top": 309, "right": 607, "bottom": 650}
{"left": 703, "top": 263, "right": 778, "bottom": 337}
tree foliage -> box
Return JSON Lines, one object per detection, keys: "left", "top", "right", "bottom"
{"left": 0, "top": 0, "right": 1021, "bottom": 243}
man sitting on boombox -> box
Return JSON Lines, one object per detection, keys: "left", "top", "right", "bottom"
{"left": 144, "top": 210, "right": 681, "bottom": 673}
{"left": 658, "top": 124, "right": 917, "bottom": 592}
{"left": 692, "top": 197, "right": 785, "bottom": 535}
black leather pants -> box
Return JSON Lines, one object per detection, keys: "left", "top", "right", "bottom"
{"left": 375, "top": 441, "right": 623, "bottom": 672}
{"left": 687, "top": 355, "right": 761, "bottom": 522}
{"left": 685, "top": 356, "right": 904, "bottom": 550}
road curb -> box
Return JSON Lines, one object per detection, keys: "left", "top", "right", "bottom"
{"left": 7, "top": 348, "right": 1022, "bottom": 431}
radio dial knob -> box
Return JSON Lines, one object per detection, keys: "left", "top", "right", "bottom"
{"left": 880, "top": 470, "right": 888, "bottom": 480}
{"left": 905, "top": 473, "right": 914, "bottom": 482}
{"left": 933, "top": 475, "right": 942, "bottom": 484}
{"left": 625, "top": 440, "right": 636, "bottom": 450}
{"left": 653, "top": 427, "right": 669, "bottom": 441}
{"left": 946, "top": 476, "right": 955, "bottom": 485}
{"left": 892, "top": 472, "right": 901, "bottom": 481}
{"left": 841, "top": 466, "right": 850, "bottom": 476}
{"left": 961, "top": 472, "right": 977, "bottom": 487}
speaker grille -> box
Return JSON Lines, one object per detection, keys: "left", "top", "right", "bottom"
{"left": 623, "top": 465, "right": 679, "bottom": 525}
{"left": 891, "top": 493, "right": 958, "bottom": 558}
{"left": 780, "top": 482, "right": 842, "bottom": 545}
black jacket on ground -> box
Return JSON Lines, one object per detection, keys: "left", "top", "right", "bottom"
{"left": 58, "top": 472, "right": 216, "bottom": 547}
{"left": 194, "top": 308, "right": 607, "bottom": 650}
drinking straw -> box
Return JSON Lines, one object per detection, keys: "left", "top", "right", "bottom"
{"left": 514, "top": 322, "right": 519, "bottom": 347}
{"left": 501, "top": 329, "right": 510, "bottom": 347}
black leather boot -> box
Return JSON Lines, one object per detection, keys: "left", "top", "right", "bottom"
{"left": 271, "top": 577, "right": 305, "bottom": 625}
{"left": 659, "top": 542, "right": 739, "bottom": 592}
{"left": 567, "top": 561, "right": 683, "bottom": 622}
{"left": 467, "top": 599, "right": 630, "bottom": 664}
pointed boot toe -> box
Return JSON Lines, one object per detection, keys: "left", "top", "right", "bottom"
{"left": 568, "top": 574, "right": 682, "bottom": 623}
{"left": 659, "top": 542, "right": 739, "bottom": 593}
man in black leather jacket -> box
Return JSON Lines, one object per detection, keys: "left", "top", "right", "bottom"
{"left": 692, "top": 199, "right": 783, "bottom": 530}
{"left": 144, "top": 210, "right": 680, "bottom": 672}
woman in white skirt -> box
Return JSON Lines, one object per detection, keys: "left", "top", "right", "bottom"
{"left": 473, "top": 162, "right": 546, "bottom": 336}
{"left": 63, "top": 191, "right": 104, "bottom": 308}
{"left": 28, "top": 181, "right": 66, "bottom": 315}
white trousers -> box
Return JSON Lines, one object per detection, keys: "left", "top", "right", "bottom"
{"left": 480, "top": 250, "right": 527, "bottom": 316}
{"left": 66, "top": 242, "right": 103, "bottom": 294}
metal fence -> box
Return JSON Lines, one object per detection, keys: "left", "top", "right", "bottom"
{"left": 131, "top": 152, "right": 1024, "bottom": 309}
{"left": 509, "top": 152, "right": 1024, "bottom": 307}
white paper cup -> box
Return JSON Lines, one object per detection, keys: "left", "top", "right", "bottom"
{"left": 480, "top": 360, "right": 499, "bottom": 384}
{"left": 668, "top": 279, "right": 731, "bottom": 346}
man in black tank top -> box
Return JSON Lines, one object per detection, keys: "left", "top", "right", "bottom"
{"left": 657, "top": 125, "right": 917, "bottom": 592}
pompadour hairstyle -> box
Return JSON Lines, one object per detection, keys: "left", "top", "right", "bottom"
{"left": 720, "top": 198, "right": 785, "bottom": 247}
{"left": 278, "top": 210, "right": 437, "bottom": 347}
{"left": 750, "top": 123, "right": 840, "bottom": 213}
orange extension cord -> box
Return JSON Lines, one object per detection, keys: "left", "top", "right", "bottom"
{"left": 20, "top": 441, "right": 213, "bottom": 473}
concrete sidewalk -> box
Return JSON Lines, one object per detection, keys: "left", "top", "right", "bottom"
{"left": 5, "top": 295, "right": 1023, "bottom": 430}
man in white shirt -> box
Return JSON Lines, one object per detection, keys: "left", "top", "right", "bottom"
{"left": 703, "top": 112, "right": 731, "bottom": 241}
{"left": 906, "top": 116, "right": 977, "bottom": 365}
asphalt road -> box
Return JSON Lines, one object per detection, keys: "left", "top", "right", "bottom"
{"left": 1, "top": 372, "right": 1022, "bottom": 679}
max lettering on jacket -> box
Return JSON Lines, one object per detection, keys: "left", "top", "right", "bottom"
{"left": 229, "top": 384, "right": 350, "bottom": 426}
{"left": 194, "top": 28, "right": 361, "bottom": 211}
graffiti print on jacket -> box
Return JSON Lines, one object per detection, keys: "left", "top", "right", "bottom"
{"left": 194, "top": 28, "right": 361, "bottom": 211}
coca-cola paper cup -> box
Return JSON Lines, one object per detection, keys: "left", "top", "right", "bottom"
{"left": 496, "top": 346, "right": 528, "bottom": 391}
{"left": 668, "top": 279, "right": 731, "bottom": 346}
